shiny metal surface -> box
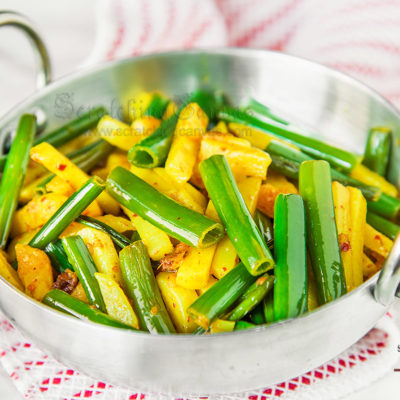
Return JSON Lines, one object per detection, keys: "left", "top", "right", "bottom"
{"left": 0, "top": 11, "right": 52, "bottom": 89}
{"left": 1, "top": 49, "right": 400, "bottom": 395}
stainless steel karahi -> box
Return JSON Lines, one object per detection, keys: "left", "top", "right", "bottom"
{"left": 1, "top": 11, "right": 400, "bottom": 396}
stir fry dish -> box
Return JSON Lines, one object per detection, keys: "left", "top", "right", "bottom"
{"left": 0, "top": 90, "right": 397, "bottom": 334}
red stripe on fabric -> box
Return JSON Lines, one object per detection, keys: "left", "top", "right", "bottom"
{"left": 324, "top": 62, "right": 385, "bottom": 77}
{"left": 338, "top": 0, "right": 400, "bottom": 15}
{"left": 159, "top": 0, "right": 175, "bottom": 49}
{"left": 183, "top": 16, "right": 214, "bottom": 48}
{"left": 267, "top": 28, "right": 295, "bottom": 51}
{"left": 233, "top": 0, "right": 301, "bottom": 46}
{"left": 319, "top": 40, "right": 400, "bottom": 56}
{"left": 223, "top": 0, "right": 260, "bottom": 29}
{"left": 131, "top": 0, "right": 152, "bottom": 55}
{"left": 106, "top": 0, "right": 126, "bottom": 60}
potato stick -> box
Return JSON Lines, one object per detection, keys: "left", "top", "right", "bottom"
{"left": 157, "top": 272, "right": 198, "bottom": 333}
{"left": 332, "top": 181, "right": 353, "bottom": 290}
{"left": 362, "top": 253, "right": 380, "bottom": 280}
{"left": 64, "top": 226, "right": 123, "bottom": 286}
{"left": 123, "top": 207, "right": 173, "bottom": 261}
{"left": 176, "top": 245, "right": 216, "bottom": 290}
{"left": 30, "top": 143, "right": 118, "bottom": 214}
{"left": 0, "top": 249, "right": 24, "bottom": 291}
{"left": 16, "top": 244, "right": 53, "bottom": 301}
{"left": 348, "top": 187, "right": 366, "bottom": 289}
{"left": 364, "top": 223, "right": 393, "bottom": 259}
{"left": 165, "top": 103, "right": 209, "bottom": 183}
{"left": 199, "top": 134, "right": 271, "bottom": 179}
{"left": 351, "top": 164, "right": 398, "bottom": 197}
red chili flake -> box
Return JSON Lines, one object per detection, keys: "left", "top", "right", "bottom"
{"left": 150, "top": 305, "right": 158, "bottom": 315}
{"left": 40, "top": 197, "right": 46, "bottom": 202}
{"left": 256, "top": 276, "right": 268, "bottom": 286}
{"left": 172, "top": 303, "right": 176, "bottom": 308}
{"left": 222, "top": 267, "right": 227, "bottom": 272}
{"left": 57, "top": 163, "right": 67, "bottom": 171}
{"left": 375, "top": 235, "right": 381, "bottom": 240}
{"left": 340, "top": 242, "right": 351, "bottom": 252}
{"left": 132, "top": 213, "right": 137, "bottom": 217}
{"left": 154, "top": 182, "right": 158, "bottom": 186}
{"left": 221, "top": 147, "right": 227, "bottom": 151}
{"left": 177, "top": 217, "right": 181, "bottom": 220}
{"left": 187, "top": 316, "right": 190, "bottom": 322}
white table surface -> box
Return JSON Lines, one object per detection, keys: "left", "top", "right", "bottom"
{"left": 0, "top": 1, "right": 400, "bottom": 398}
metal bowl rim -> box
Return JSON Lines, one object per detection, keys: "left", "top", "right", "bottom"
{"left": 0, "top": 47, "right": 396, "bottom": 340}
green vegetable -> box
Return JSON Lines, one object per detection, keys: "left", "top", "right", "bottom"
{"left": 245, "top": 98, "right": 289, "bottom": 125}
{"left": 362, "top": 126, "right": 391, "bottom": 176}
{"left": 199, "top": 155, "right": 274, "bottom": 275}
{"left": 219, "top": 107, "right": 359, "bottom": 172}
{"left": 69, "top": 140, "right": 113, "bottom": 172}
{"left": 367, "top": 193, "right": 400, "bottom": 220}
{"left": 267, "top": 140, "right": 381, "bottom": 201}
{"left": 263, "top": 291, "right": 274, "bottom": 323}
{"left": 273, "top": 194, "right": 307, "bottom": 320}
{"left": 253, "top": 210, "right": 274, "bottom": 247}
{"left": 76, "top": 215, "right": 132, "bottom": 248}
{"left": 29, "top": 177, "right": 105, "bottom": 249}
{"left": 144, "top": 93, "right": 170, "bottom": 119}
{"left": 235, "top": 321, "right": 256, "bottom": 331}
{"left": 62, "top": 236, "right": 106, "bottom": 312}
{"left": 188, "top": 263, "right": 257, "bottom": 329}
{"left": 299, "top": 160, "right": 346, "bottom": 304}
{"left": 227, "top": 275, "right": 275, "bottom": 321}
{"left": 106, "top": 167, "right": 224, "bottom": 248}
{"left": 44, "top": 240, "right": 74, "bottom": 273}
{"left": 42, "top": 289, "right": 134, "bottom": 330}
{"left": 128, "top": 90, "right": 216, "bottom": 168}
{"left": 0, "top": 114, "right": 36, "bottom": 248}
{"left": 366, "top": 212, "right": 400, "bottom": 240}
{"left": 0, "top": 107, "right": 108, "bottom": 172}
{"left": 35, "top": 140, "right": 113, "bottom": 194}
{"left": 119, "top": 241, "right": 175, "bottom": 334}
{"left": 248, "top": 303, "right": 266, "bottom": 325}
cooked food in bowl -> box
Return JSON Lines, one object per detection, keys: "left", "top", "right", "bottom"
{"left": 0, "top": 90, "right": 397, "bottom": 334}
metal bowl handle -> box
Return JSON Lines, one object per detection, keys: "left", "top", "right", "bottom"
{"left": 0, "top": 11, "right": 52, "bottom": 89}
{"left": 374, "top": 234, "right": 400, "bottom": 306}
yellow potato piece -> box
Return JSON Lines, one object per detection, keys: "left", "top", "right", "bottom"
{"left": 30, "top": 142, "right": 117, "bottom": 214}
{"left": 7, "top": 228, "right": 40, "bottom": 262}
{"left": 364, "top": 224, "right": 393, "bottom": 259}
{"left": 16, "top": 244, "right": 53, "bottom": 301}
{"left": 199, "top": 134, "right": 271, "bottom": 179}
{"left": 197, "top": 275, "right": 218, "bottom": 296}
{"left": 210, "top": 319, "right": 235, "bottom": 334}
{"left": 11, "top": 193, "right": 68, "bottom": 238}
{"left": 95, "top": 273, "right": 139, "bottom": 329}
{"left": 95, "top": 215, "right": 133, "bottom": 234}
{"left": 362, "top": 253, "right": 380, "bottom": 280}
{"left": 123, "top": 207, "right": 173, "bottom": 261}
{"left": 211, "top": 236, "right": 238, "bottom": 279}
{"left": 176, "top": 245, "right": 216, "bottom": 290}
{"left": 71, "top": 282, "right": 89, "bottom": 303}
{"left": 156, "top": 272, "right": 198, "bottom": 333}
{"left": 64, "top": 227, "right": 123, "bottom": 286}
{"left": 347, "top": 187, "right": 366, "bottom": 289}
{"left": 165, "top": 102, "right": 209, "bottom": 183}
{"left": 351, "top": 164, "right": 398, "bottom": 197}
{"left": 332, "top": 181, "right": 353, "bottom": 291}
{"left": 0, "top": 250, "right": 24, "bottom": 291}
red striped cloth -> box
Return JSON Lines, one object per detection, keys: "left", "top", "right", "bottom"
{"left": 85, "top": 0, "right": 400, "bottom": 108}
{"left": 2, "top": 1, "right": 400, "bottom": 398}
